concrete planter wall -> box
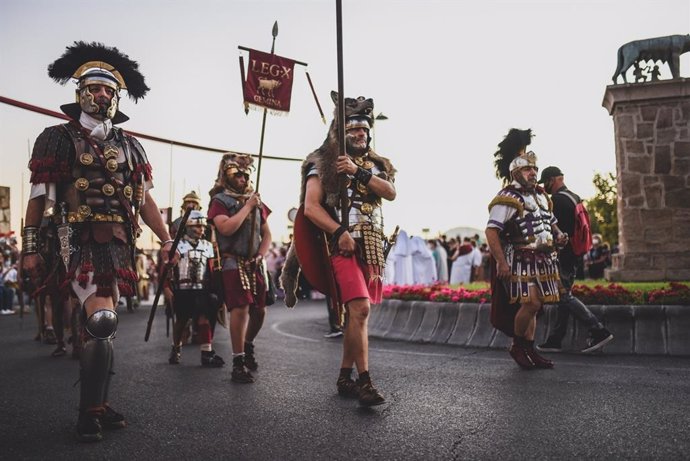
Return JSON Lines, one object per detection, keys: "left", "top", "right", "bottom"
{"left": 370, "top": 299, "right": 690, "bottom": 356}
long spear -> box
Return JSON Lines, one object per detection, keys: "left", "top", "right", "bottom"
{"left": 335, "top": 0, "right": 349, "bottom": 228}
{"left": 144, "top": 206, "right": 193, "bottom": 342}
{"left": 246, "top": 21, "right": 278, "bottom": 264}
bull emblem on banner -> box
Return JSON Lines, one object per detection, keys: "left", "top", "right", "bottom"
{"left": 257, "top": 78, "right": 282, "bottom": 98}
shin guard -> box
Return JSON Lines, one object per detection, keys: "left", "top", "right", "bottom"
{"left": 79, "top": 309, "right": 118, "bottom": 412}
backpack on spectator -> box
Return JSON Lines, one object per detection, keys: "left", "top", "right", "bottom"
{"left": 558, "top": 190, "right": 593, "bottom": 257}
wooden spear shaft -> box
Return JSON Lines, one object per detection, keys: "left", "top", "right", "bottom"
{"left": 336, "top": 0, "right": 349, "bottom": 228}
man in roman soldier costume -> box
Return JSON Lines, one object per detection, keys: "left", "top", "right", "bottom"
{"left": 207, "top": 153, "right": 272, "bottom": 384}
{"left": 21, "top": 42, "right": 177, "bottom": 441}
{"left": 280, "top": 93, "right": 396, "bottom": 407}
{"left": 167, "top": 210, "right": 224, "bottom": 367}
{"left": 170, "top": 190, "right": 203, "bottom": 236}
{"left": 485, "top": 128, "right": 567, "bottom": 370}
{"left": 164, "top": 190, "right": 204, "bottom": 343}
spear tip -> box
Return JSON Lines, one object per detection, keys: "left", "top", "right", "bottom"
{"left": 272, "top": 21, "right": 279, "bottom": 37}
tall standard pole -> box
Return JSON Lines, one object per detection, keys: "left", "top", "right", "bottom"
{"left": 335, "top": 0, "right": 349, "bottom": 228}
{"left": 247, "top": 21, "right": 278, "bottom": 259}
{"left": 254, "top": 20, "right": 278, "bottom": 193}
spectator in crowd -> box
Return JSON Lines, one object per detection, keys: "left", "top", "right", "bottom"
{"left": 536, "top": 167, "right": 613, "bottom": 354}
{"left": 135, "top": 249, "right": 149, "bottom": 301}
{"left": 1, "top": 256, "right": 17, "bottom": 315}
{"left": 449, "top": 237, "right": 474, "bottom": 285}
{"left": 274, "top": 245, "right": 287, "bottom": 299}
{"left": 428, "top": 239, "right": 449, "bottom": 283}
{"left": 265, "top": 243, "right": 280, "bottom": 289}
{"left": 146, "top": 254, "right": 158, "bottom": 296}
{"left": 480, "top": 243, "right": 491, "bottom": 282}
{"left": 586, "top": 234, "right": 610, "bottom": 279}
{"left": 439, "top": 234, "right": 452, "bottom": 277}
{"left": 470, "top": 239, "right": 483, "bottom": 282}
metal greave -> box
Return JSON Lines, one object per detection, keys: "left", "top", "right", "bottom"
{"left": 79, "top": 337, "right": 114, "bottom": 411}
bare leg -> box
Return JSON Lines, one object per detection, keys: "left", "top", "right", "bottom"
{"left": 513, "top": 285, "right": 542, "bottom": 340}
{"left": 229, "top": 306, "right": 249, "bottom": 353}
{"left": 340, "top": 298, "right": 370, "bottom": 374}
{"left": 246, "top": 307, "right": 266, "bottom": 343}
{"left": 44, "top": 296, "right": 54, "bottom": 329}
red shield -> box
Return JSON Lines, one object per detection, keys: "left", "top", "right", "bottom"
{"left": 293, "top": 205, "right": 339, "bottom": 300}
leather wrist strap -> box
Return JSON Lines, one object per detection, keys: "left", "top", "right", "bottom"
{"left": 331, "top": 225, "right": 347, "bottom": 245}
{"left": 354, "top": 167, "right": 372, "bottom": 185}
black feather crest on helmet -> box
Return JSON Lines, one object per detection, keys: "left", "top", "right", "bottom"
{"left": 48, "top": 41, "right": 149, "bottom": 102}
{"left": 493, "top": 128, "right": 533, "bottom": 183}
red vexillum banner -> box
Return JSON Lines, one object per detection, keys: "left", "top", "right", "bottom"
{"left": 243, "top": 48, "right": 296, "bottom": 114}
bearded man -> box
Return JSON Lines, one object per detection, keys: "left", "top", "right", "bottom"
{"left": 485, "top": 129, "right": 567, "bottom": 370}
{"left": 21, "top": 42, "right": 177, "bottom": 441}
{"left": 281, "top": 93, "right": 396, "bottom": 406}
{"left": 207, "top": 154, "right": 272, "bottom": 384}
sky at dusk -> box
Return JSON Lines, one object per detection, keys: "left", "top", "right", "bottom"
{"left": 1, "top": 0, "right": 689, "bottom": 244}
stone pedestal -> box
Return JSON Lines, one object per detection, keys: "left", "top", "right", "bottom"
{"left": 602, "top": 79, "right": 690, "bottom": 281}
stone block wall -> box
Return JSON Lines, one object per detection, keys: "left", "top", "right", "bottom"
{"left": 602, "top": 79, "right": 690, "bottom": 281}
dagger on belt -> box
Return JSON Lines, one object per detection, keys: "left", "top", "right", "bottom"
{"left": 57, "top": 202, "right": 75, "bottom": 272}
{"left": 383, "top": 225, "right": 400, "bottom": 260}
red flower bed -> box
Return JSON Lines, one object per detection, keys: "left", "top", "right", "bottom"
{"left": 383, "top": 284, "right": 490, "bottom": 303}
{"left": 571, "top": 283, "right": 641, "bottom": 305}
{"left": 644, "top": 282, "right": 690, "bottom": 305}
{"left": 383, "top": 282, "right": 690, "bottom": 305}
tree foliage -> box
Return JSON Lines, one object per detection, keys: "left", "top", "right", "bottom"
{"left": 585, "top": 172, "right": 618, "bottom": 246}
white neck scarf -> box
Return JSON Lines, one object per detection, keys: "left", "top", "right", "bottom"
{"left": 79, "top": 112, "right": 112, "bottom": 140}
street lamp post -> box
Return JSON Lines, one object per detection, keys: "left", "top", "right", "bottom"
{"left": 373, "top": 112, "right": 388, "bottom": 151}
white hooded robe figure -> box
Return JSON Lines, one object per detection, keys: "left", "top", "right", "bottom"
{"left": 392, "top": 230, "right": 414, "bottom": 285}
{"left": 410, "top": 236, "right": 437, "bottom": 285}
{"left": 450, "top": 242, "right": 474, "bottom": 285}
{"left": 384, "top": 244, "right": 396, "bottom": 285}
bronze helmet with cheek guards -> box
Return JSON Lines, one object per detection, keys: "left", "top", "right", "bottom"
{"left": 48, "top": 41, "right": 150, "bottom": 124}
{"left": 76, "top": 67, "right": 121, "bottom": 119}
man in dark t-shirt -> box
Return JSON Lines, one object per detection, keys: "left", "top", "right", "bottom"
{"left": 536, "top": 166, "right": 613, "bottom": 354}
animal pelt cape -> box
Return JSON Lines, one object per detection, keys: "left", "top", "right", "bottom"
{"left": 280, "top": 121, "right": 396, "bottom": 307}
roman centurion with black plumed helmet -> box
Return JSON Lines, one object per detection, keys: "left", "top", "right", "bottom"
{"left": 21, "top": 41, "right": 176, "bottom": 442}
{"left": 48, "top": 41, "right": 150, "bottom": 124}
{"left": 485, "top": 128, "right": 568, "bottom": 371}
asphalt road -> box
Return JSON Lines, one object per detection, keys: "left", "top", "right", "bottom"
{"left": 1, "top": 299, "right": 689, "bottom": 460}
